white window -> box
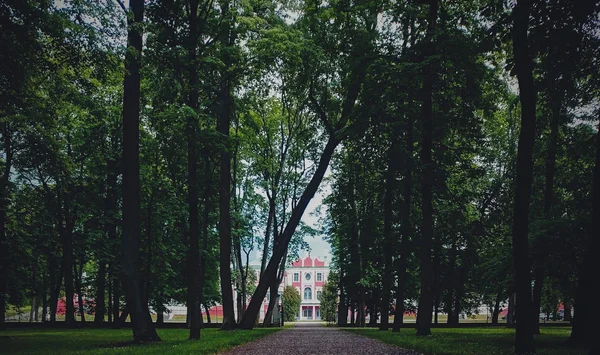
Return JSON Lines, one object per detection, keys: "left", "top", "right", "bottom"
{"left": 304, "top": 287, "right": 312, "bottom": 300}
{"left": 317, "top": 290, "right": 322, "bottom": 301}
{"left": 305, "top": 273, "right": 311, "bottom": 281}
{"left": 293, "top": 273, "right": 299, "bottom": 282}
{"left": 317, "top": 272, "right": 322, "bottom": 281}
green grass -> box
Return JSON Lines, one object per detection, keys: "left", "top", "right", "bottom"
{"left": 345, "top": 327, "right": 589, "bottom": 355}
{"left": 0, "top": 327, "right": 281, "bottom": 354}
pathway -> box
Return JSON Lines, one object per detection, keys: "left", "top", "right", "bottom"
{"left": 221, "top": 322, "right": 421, "bottom": 355}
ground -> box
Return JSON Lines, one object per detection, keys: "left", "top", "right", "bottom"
{"left": 347, "top": 327, "right": 588, "bottom": 355}
{"left": 0, "top": 327, "right": 280, "bottom": 354}
{"left": 0, "top": 323, "right": 588, "bottom": 354}
{"left": 222, "top": 322, "right": 418, "bottom": 355}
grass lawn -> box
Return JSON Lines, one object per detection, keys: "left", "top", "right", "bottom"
{"left": 346, "top": 327, "right": 589, "bottom": 355}
{"left": 0, "top": 327, "right": 281, "bottom": 354}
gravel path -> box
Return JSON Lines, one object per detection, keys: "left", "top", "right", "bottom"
{"left": 221, "top": 323, "right": 421, "bottom": 355}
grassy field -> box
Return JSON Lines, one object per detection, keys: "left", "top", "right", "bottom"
{"left": 346, "top": 327, "right": 589, "bottom": 355}
{"left": 0, "top": 327, "right": 281, "bottom": 354}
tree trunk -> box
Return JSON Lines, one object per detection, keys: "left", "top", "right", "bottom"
{"left": 563, "top": 300, "right": 572, "bottom": 323}
{"left": 511, "top": 0, "right": 536, "bottom": 352}
{"left": 121, "top": 0, "right": 160, "bottom": 342}
{"left": 29, "top": 296, "right": 36, "bottom": 322}
{"left": 49, "top": 262, "right": 63, "bottom": 323}
{"left": 392, "top": 115, "right": 414, "bottom": 333}
{"left": 95, "top": 262, "right": 106, "bottom": 323}
{"left": 0, "top": 122, "right": 13, "bottom": 330}
{"left": 491, "top": 289, "right": 503, "bottom": 325}
{"left": 156, "top": 310, "right": 164, "bottom": 324}
{"left": 75, "top": 261, "right": 85, "bottom": 322}
{"left": 60, "top": 214, "right": 76, "bottom": 327}
{"left": 204, "top": 304, "right": 212, "bottom": 323}
{"left": 217, "top": 3, "right": 235, "bottom": 329}
{"left": 531, "top": 268, "right": 544, "bottom": 334}
{"left": 112, "top": 277, "right": 120, "bottom": 324}
{"left": 507, "top": 288, "right": 515, "bottom": 326}
{"left": 380, "top": 135, "right": 399, "bottom": 330}
{"left": 569, "top": 112, "right": 600, "bottom": 345}
{"left": 107, "top": 276, "right": 113, "bottom": 323}
{"left": 416, "top": 0, "right": 438, "bottom": 337}
{"left": 186, "top": 0, "right": 202, "bottom": 340}
{"left": 338, "top": 262, "right": 348, "bottom": 326}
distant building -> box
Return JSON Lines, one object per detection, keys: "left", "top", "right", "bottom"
{"left": 253, "top": 256, "right": 330, "bottom": 321}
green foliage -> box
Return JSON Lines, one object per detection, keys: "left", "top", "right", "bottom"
{"left": 282, "top": 286, "right": 300, "bottom": 322}
{"left": 320, "top": 280, "right": 338, "bottom": 323}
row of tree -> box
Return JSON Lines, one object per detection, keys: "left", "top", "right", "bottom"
{"left": 322, "top": 0, "right": 599, "bottom": 353}
{"left": 1, "top": 0, "right": 599, "bottom": 353}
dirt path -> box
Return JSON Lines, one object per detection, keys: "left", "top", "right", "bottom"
{"left": 220, "top": 323, "right": 421, "bottom": 355}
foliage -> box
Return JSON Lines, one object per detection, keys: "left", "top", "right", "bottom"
{"left": 282, "top": 286, "right": 300, "bottom": 322}
{"left": 319, "top": 280, "right": 338, "bottom": 323}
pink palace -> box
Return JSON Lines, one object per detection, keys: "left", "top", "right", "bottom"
{"left": 255, "top": 256, "right": 330, "bottom": 321}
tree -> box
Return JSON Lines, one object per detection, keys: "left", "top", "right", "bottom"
{"left": 120, "top": 0, "right": 160, "bottom": 342}
{"left": 510, "top": 0, "right": 537, "bottom": 352}
{"left": 282, "top": 286, "right": 300, "bottom": 322}
{"left": 320, "top": 280, "right": 338, "bottom": 323}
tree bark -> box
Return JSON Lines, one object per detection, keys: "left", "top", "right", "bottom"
{"left": 511, "top": 0, "right": 536, "bottom": 352}
{"left": 491, "top": 288, "right": 503, "bottom": 325}
{"left": 380, "top": 135, "right": 400, "bottom": 330}
{"left": 0, "top": 122, "right": 12, "bottom": 330}
{"left": 95, "top": 261, "right": 106, "bottom": 323}
{"left": 392, "top": 115, "right": 414, "bottom": 333}
{"left": 507, "top": 287, "right": 515, "bottom": 326}
{"left": 186, "top": 0, "right": 203, "bottom": 340}
{"left": 217, "top": 0, "right": 236, "bottom": 328}
{"left": 569, "top": 111, "right": 600, "bottom": 345}
{"left": 121, "top": 0, "right": 160, "bottom": 342}
{"left": 416, "top": 0, "right": 438, "bottom": 337}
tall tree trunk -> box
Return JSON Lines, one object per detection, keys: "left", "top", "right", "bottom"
{"left": 75, "top": 261, "right": 85, "bottom": 322}
{"left": 186, "top": 0, "right": 203, "bottom": 340}
{"left": 59, "top": 196, "right": 76, "bottom": 328}
{"left": 569, "top": 111, "right": 600, "bottom": 345}
{"left": 203, "top": 304, "right": 211, "bottom": 323}
{"left": 107, "top": 274, "right": 113, "bottom": 323}
{"left": 112, "top": 277, "right": 120, "bottom": 324}
{"left": 0, "top": 123, "right": 12, "bottom": 330}
{"left": 532, "top": 94, "right": 561, "bottom": 335}
{"left": 392, "top": 115, "right": 414, "bottom": 333}
{"left": 218, "top": 0, "right": 235, "bottom": 329}
{"left": 416, "top": 0, "right": 438, "bottom": 337}
{"left": 511, "top": 0, "right": 536, "bottom": 352}
{"left": 338, "top": 263, "right": 348, "bottom": 326}
{"left": 380, "top": 135, "right": 399, "bottom": 330}
{"left": 507, "top": 286, "right": 515, "bottom": 326}
{"left": 49, "top": 261, "right": 63, "bottom": 323}
{"left": 563, "top": 300, "right": 572, "bottom": 323}
{"left": 491, "top": 288, "right": 503, "bottom": 325}
{"left": 95, "top": 262, "right": 106, "bottom": 323}
{"left": 121, "top": 0, "right": 160, "bottom": 342}
{"left": 41, "top": 276, "right": 47, "bottom": 323}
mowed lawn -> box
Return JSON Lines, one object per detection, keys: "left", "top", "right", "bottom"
{"left": 0, "top": 327, "right": 281, "bottom": 354}
{"left": 346, "top": 327, "right": 589, "bottom": 355}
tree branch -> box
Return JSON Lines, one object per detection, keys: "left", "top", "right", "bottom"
{"left": 115, "top": 0, "right": 127, "bottom": 12}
